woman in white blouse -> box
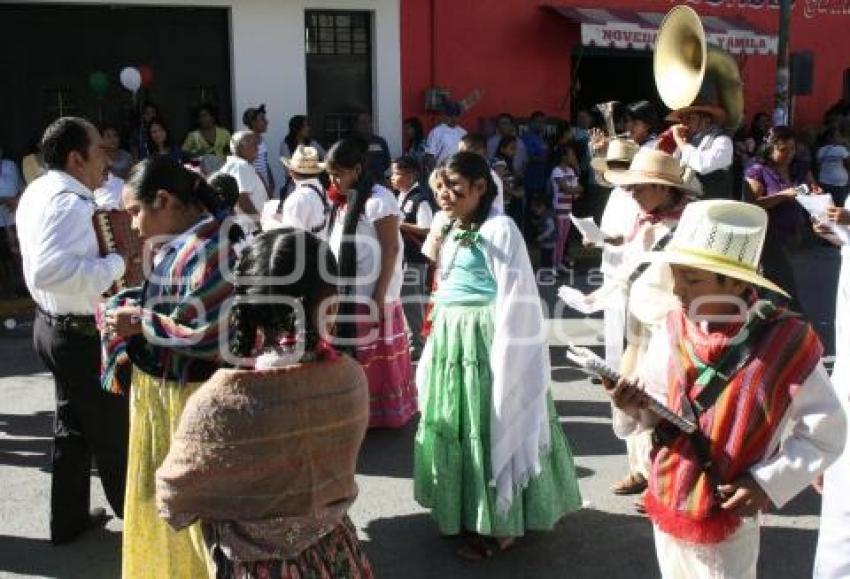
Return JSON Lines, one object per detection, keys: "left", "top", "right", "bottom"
{"left": 325, "top": 138, "right": 417, "bottom": 429}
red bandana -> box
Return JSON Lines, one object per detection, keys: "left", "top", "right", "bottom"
{"left": 327, "top": 183, "right": 347, "bottom": 207}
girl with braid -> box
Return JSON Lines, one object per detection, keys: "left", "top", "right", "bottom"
{"left": 414, "top": 151, "right": 582, "bottom": 560}
{"left": 324, "top": 138, "right": 417, "bottom": 428}
{"left": 100, "top": 156, "right": 242, "bottom": 577}
{"left": 156, "top": 229, "right": 373, "bottom": 579}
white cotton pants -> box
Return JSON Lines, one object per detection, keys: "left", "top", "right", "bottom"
{"left": 626, "top": 429, "right": 653, "bottom": 478}
{"left": 653, "top": 517, "right": 760, "bottom": 579}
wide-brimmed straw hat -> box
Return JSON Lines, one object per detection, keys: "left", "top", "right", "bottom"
{"left": 645, "top": 199, "right": 788, "bottom": 297}
{"left": 604, "top": 149, "right": 701, "bottom": 195}
{"left": 282, "top": 145, "right": 325, "bottom": 175}
{"left": 665, "top": 105, "right": 727, "bottom": 125}
{"left": 590, "top": 138, "right": 640, "bottom": 186}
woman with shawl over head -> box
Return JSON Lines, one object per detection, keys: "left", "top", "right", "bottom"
{"left": 99, "top": 156, "right": 241, "bottom": 577}
{"left": 156, "top": 229, "right": 374, "bottom": 578}
{"left": 414, "top": 151, "right": 582, "bottom": 560}
{"left": 324, "top": 138, "right": 417, "bottom": 428}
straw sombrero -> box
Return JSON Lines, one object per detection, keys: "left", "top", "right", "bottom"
{"left": 665, "top": 105, "right": 727, "bottom": 125}
{"left": 644, "top": 199, "right": 789, "bottom": 297}
{"left": 604, "top": 149, "right": 701, "bottom": 195}
{"left": 282, "top": 145, "right": 325, "bottom": 175}
{"left": 590, "top": 138, "right": 640, "bottom": 187}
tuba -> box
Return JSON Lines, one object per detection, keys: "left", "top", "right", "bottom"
{"left": 596, "top": 101, "right": 619, "bottom": 138}
{"left": 654, "top": 5, "right": 743, "bottom": 153}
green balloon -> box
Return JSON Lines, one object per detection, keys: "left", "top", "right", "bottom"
{"left": 88, "top": 71, "right": 109, "bottom": 97}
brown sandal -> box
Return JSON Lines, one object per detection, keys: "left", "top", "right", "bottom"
{"left": 610, "top": 472, "right": 648, "bottom": 495}
{"left": 456, "top": 536, "right": 516, "bottom": 561}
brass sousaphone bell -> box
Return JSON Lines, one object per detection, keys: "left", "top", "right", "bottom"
{"left": 654, "top": 5, "right": 743, "bottom": 131}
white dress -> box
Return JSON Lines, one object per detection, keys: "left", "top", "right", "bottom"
{"left": 813, "top": 198, "right": 850, "bottom": 579}
{"left": 327, "top": 185, "right": 404, "bottom": 301}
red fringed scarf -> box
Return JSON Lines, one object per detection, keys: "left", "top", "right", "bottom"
{"left": 645, "top": 307, "right": 823, "bottom": 544}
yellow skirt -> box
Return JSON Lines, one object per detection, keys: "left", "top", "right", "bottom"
{"left": 122, "top": 368, "right": 211, "bottom": 579}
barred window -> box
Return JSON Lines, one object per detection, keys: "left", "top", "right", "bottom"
{"left": 305, "top": 11, "right": 370, "bottom": 56}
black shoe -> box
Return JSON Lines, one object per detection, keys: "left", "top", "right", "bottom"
{"left": 590, "top": 377, "right": 603, "bottom": 385}
{"left": 51, "top": 508, "right": 110, "bottom": 545}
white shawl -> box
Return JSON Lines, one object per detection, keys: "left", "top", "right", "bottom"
{"left": 418, "top": 213, "right": 551, "bottom": 514}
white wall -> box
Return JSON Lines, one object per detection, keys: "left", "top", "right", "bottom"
{"left": 231, "top": 0, "right": 402, "bottom": 187}
{"left": 18, "top": 0, "right": 403, "bottom": 186}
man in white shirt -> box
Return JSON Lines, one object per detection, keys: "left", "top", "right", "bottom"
{"left": 16, "top": 117, "right": 129, "bottom": 544}
{"left": 424, "top": 100, "right": 467, "bottom": 171}
{"left": 262, "top": 145, "right": 328, "bottom": 236}
{"left": 669, "top": 106, "right": 734, "bottom": 200}
{"left": 217, "top": 131, "right": 268, "bottom": 233}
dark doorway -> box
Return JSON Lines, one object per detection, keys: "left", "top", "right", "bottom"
{"left": 0, "top": 4, "right": 232, "bottom": 162}
{"left": 305, "top": 10, "right": 373, "bottom": 148}
{"left": 571, "top": 49, "right": 661, "bottom": 122}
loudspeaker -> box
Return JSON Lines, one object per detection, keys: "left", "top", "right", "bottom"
{"left": 790, "top": 51, "right": 814, "bottom": 96}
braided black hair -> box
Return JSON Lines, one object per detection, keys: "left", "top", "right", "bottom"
{"left": 325, "top": 138, "right": 374, "bottom": 345}
{"left": 127, "top": 155, "right": 244, "bottom": 244}
{"left": 230, "top": 228, "right": 338, "bottom": 359}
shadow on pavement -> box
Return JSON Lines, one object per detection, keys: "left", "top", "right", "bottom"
{"left": 362, "top": 508, "right": 657, "bottom": 579}
{"left": 0, "top": 330, "right": 46, "bottom": 379}
{"left": 361, "top": 508, "right": 820, "bottom": 579}
{"left": 357, "top": 418, "right": 419, "bottom": 479}
{"left": 554, "top": 400, "right": 612, "bottom": 419}
{"left": 760, "top": 524, "right": 819, "bottom": 578}
{"left": 0, "top": 528, "right": 120, "bottom": 578}
{"left": 0, "top": 410, "right": 52, "bottom": 471}
{"left": 770, "top": 486, "right": 822, "bottom": 518}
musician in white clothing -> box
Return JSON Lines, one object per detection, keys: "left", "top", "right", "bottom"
{"left": 261, "top": 146, "right": 328, "bottom": 236}
{"left": 16, "top": 117, "right": 129, "bottom": 544}
{"left": 216, "top": 131, "right": 268, "bottom": 233}
{"left": 668, "top": 106, "right": 734, "bottom": 200}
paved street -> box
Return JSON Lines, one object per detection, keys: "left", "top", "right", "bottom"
{"left": 0, "top": 245, "right": 841, "bottom": 579}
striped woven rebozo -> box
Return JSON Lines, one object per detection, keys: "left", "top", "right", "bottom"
{"left": 645, "top": 308, "right": 823, "bottom": 544}
{"left": 98, "top": 218, "right": 235, "bottom": 393}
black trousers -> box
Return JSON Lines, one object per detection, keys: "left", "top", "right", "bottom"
{"left": 33, "top": 312, "right": 129, "bottom": 542}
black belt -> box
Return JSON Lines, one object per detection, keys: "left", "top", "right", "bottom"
{"left": 37, "top": 306, "right": 99, "bottom": 337}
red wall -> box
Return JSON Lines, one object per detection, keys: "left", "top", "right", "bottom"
{"left": 400, "top": 0, "right": 850, "bottom": 134}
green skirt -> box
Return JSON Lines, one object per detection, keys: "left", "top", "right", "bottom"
{"left": 413, "top": 303, "right": 582, "bottom": 537}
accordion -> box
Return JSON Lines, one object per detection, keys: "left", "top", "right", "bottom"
{"left": 93, "top": 210, "right": 145, "bottom": 295}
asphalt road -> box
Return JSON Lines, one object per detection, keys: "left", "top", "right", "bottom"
{"left": 0, "top": 244, "right": 841, "bottom": 579}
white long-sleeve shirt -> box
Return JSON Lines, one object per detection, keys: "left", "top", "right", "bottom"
{"left": 262, "top": 178, "right": 327, "bottom": 236}
{"left": 615, "top": 321, "right": 846, "bottom": 509}
{"left": 678, "top": 134, "right": 734, "bottom": 175}
{"left": 16, "top": 170, "right": 125, "bottom": 315}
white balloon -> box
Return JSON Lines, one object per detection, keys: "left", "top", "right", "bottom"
{"left": 120, "top": 67, "right": 142, "bottom": 92}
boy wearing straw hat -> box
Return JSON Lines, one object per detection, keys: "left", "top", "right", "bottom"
{"left": 605, "top": 200, "right": 846, "bottom": 578}
{"left": 262, "top": 145, "right": 328, "bottom": 236}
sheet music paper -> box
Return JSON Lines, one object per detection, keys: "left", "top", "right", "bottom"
{"left": 797, "top": 194, "right": 850, "bottom": 245}
{"left": 570, "top": 215, "right": 607, "bottom": 247}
